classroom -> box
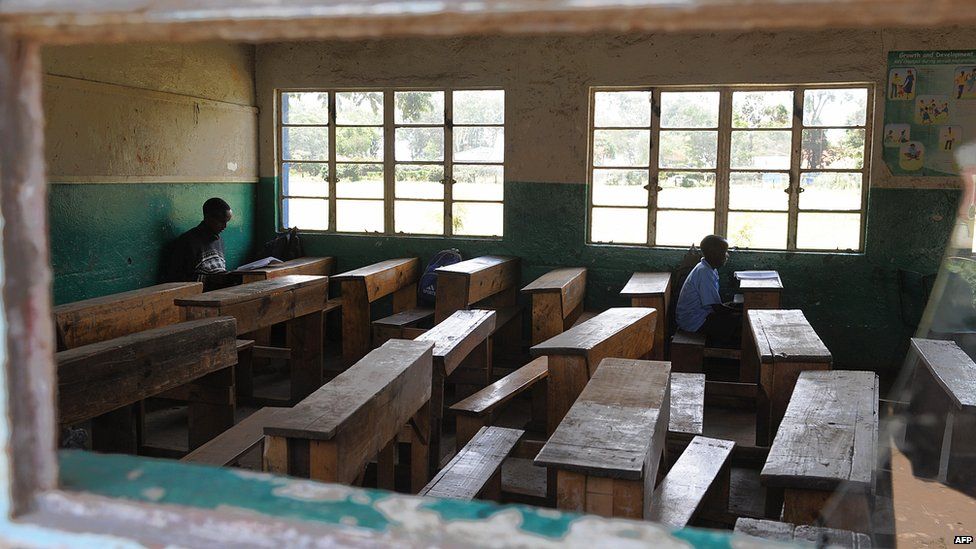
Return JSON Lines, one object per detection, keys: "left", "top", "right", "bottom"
{"left": 0, "top": 1, "right": 974, "bottom": 547}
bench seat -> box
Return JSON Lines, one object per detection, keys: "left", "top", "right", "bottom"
{"left": 647, "top": 436, "right": 734, "bottom": 528}
{"left": 181, "top": 407, "right": 282, "bottom": 466}
{"left": 419, "top": 426, "right": 523, "bottom": 501}
{"left": 734, "top": 518, "right": 872, "bottom": 548}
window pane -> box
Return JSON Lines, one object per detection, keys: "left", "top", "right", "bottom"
{"left": 336, "top": 164, "right": 383, "bottom": 198}
{"left": 282, "top": 127, "right": 328, "bottom": 161}
{"left": 658, "top": 171, "right": 715, "bottom": 209}
{"left": 801, "top": 129, "right": 865, "bottom": 169}
{"left": 395, "top": 200, "right": 443, "bottom": 235}
{"left": 655, "top": 210, "right": 713, "bottom": 247}
{"left": 282, "top": 163, "right": 328, "bottom": 197}
{"left": 728, "top": 212, "right": 788, "bottom": 249}
{"left": 335, "top": 127, "right": 383, "bottom": 161}
{"left": 453, "top": 202, "right": 503, "bottom": 236}
{"left": 395, "top": 165, "right": 443, "bottom": 199}
{"left": 337, "top": 199, "right": 383, "bottom": 232}
{"left": 594, "top": 91, "right": 651, "bottom": 127}
{"left": 591, "top": 207, "right": 647, "bottom": 244}
{"left": 282, "top": 92, "right": 329, "bottom": 125}
{"left": 730, "top": 130, "right": 792, "bottom": 170}
{"left": 800, "top": 172, "right": 863, "bottom": 210}
{"left": 283, "top": 198, "right": 328, "bottom": 230}
{"left": 454, "top": 165, "right": 503, "bottom": 201}
{"left": 593, "top": 130, "right": 649, "bottom": 167}
{"left": 729, "top": 172, "right": 789, "bottom": 211}
{"left": 395, "top": 91, "right": 444, "bottom": 125}
{"left": 395, "top": 128, "right": 444, "bottom": 161}
{"left": 335, "top": 91, "right": 383, "bottom": 125}
{"left": 592, "top": 169, "right": 648, "bottom": 207}
{"left": 454, "top": 127, "right": 504, "bottom": 163}
{"left": 797, "top": 213, "right": 861, "bottom": 250}
{"left": 454, "top": 90, "right": 504, "bottom": 125}
{"left": 660, "top": 92, "right": 720, "bottom": 128}
{"left": 803, "top": 88, "right": 868, "bottom": 127}
{"left": 732, "top": 91, "right": 793, "bottom": 128}
{"left": 658, "top": 131, "right": 718, "bottom": 169}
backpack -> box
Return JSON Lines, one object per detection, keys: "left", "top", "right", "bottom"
{"left": 262, "top": 227, "right": 304, "bottom": 261}
{"left": 418, "top": 249, "right": 463, "bottom": 307}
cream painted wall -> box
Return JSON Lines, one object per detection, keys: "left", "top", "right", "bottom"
{"left": 256, "top": 27, "right": 973, "bottom": 189}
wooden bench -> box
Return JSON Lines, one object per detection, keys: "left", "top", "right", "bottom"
{"left": 372, "top": 307, "right": 435, "bottom": 347}
{"left": 738, "top": 271, "right": 784, "bottom": 311}
{"left": 521, "top": 267, "right": 586, "bottom": 345}
{"left": 648, "top": 436, "right": 735, "bottom": 528}
{"left": 666, "top": 372, "right": 705, "bottom": 470}
{"left": 181, "top": 406, "right": 284, "bottom": 467}
{"left": 746, "top": 309, "right": 832, "bottom": 445}
{"left": 262, "top": 339, "right": 434, "bottom": 488}
{"left": 734, "top": 518, "right": 873, "bottom": 548}
{"left": 413, "top": 309, "right": 496, "bottom": 479}
{"left": 57, "top": 317, "right": 238, "bottom": 453}
{"left": 620, "top": 272, "right": 671, "bottom": 360}
{"left": 231, "top": 256, "right": 335, "bottom": 283}
{"left": 435, "top": 255, "right": 521, "bottom": 357}
{"left": 535, "top": 358, "right": 670, "bottom": 519}
{"left": 332, "top": 258, "right": 420, "bottom": 361}
{"left": 176, "top": 275, "right": 330, "bottom": 405}
{"left": 761, "top": 370, "right": 878, "bottom": 533}
{"left": 419, "top": 426, "right": 523, "bottom": 502}
{"left": 904, "top": 338, "right": 976, "bottom": 493}
{"left": 530, "top": 307, "right": 657, "bottom": 434}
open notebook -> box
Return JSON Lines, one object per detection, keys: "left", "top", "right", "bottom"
{"left": 733, "top": 270, "right": 779, "bottom": 281}
{"left": 236, "top": 256, "right": 283, "bottom": 271}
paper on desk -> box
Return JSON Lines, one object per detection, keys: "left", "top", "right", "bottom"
{"left": 236, "top": 257, "right": 283, "bottom": 271}
{"left": 734, "top": 270, "right": 779, "bottom": 280}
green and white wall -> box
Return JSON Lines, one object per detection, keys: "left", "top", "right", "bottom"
{"left": 43, "top": 43, "right": 259, "bottom": 304}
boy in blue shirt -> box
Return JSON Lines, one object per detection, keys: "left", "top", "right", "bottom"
{"left": 675, "top": 235, "right": 741, "bottom": 347}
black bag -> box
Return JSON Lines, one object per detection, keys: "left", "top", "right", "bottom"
{"left": 262, "top": 227, "right": 304, "bottom": 261}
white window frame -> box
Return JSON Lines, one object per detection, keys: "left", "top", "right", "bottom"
{"left": 276, "top": 88, "right": 505, "bottom": 238}
{"left": 587, "top": 83, "right": 874, "bottom": 252}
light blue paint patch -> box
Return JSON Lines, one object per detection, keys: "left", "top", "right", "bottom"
{"left": 673, "top": 527, "right": 737, "bottom": 548}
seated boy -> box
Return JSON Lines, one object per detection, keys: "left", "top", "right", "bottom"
{"left": 675, "top": 235, "right": 742, "bottom": 347}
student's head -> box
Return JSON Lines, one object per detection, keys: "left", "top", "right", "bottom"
{"left": 202, "top": 197, "right": 233, "bottom": 234}
{"left": 700, "top": 235, "right": 729, "bottom": 268}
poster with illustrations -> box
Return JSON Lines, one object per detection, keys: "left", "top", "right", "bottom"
{"left": 885, "top": 51, "right": 976, "bottom": 176}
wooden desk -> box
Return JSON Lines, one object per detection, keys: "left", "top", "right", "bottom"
{"left": 54, "top": 281, "right": 203, "bottom": 350}
{"left": 231, "top": 256, "right": 335, "bottom": 283}
{"left": 904, "top": 338, "right": 976, "bottom": 491}
{"left": 521, "top": 267, "right": 587, "bottom": 345}
{"left": 761, "top": 370, "right": 878, "bottom": 533}
{"left": 535, "top": 358, "right": 670, "bottom": 519}
{"left": 332, "top": 258, "right": 420, "bottom": 361}
{"left": 620, "top": 272, "right": 671, "bottom": 360}
{"left": 738, "top": 272, "right": 783, "bottom": 311}
{"left": 747, "top": 309, "right": 831, "bottom": 445}
{"left": 530, "top": 307, "right": 657, "bottom": 434}
{"left": 434, "top": 255, "right": 520, "bottom": 323}
{"left": 263, "top": 339, "right": 433, "bottom": 487}
{"left": 57, "top": 317, "right": 237, "bottom": 452}
{"left": 176, "top": 275, "right": 329, "bottom": 404}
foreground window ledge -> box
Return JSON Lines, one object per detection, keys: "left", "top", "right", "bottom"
{"left": 12, "top": 452, "right": 733, "bottom": 547}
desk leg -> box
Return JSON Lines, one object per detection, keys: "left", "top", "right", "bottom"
{"left": 234, "top": 345, "right": 254, "bottom": 404}
{"left": 377, "top": 436, "right": 397, "bottom": 491}
{"left": 428, "top": 371, "right": 445, "bottom": 477}
{"left": 341, "top": 280, "right": 370, "bottom": 362}
{"left": 904, "top": 366, "right": 951, "bottom": 478}
{"left": 946, "top": 409, "right": 976, "bottom": 494}
{"left": 546, "top": 355, "right": 589, "bottom": 435}
{"left": 632, "top": 296, "right": 666, "bottom": 360}
{"left": 187, "top": 367, "right": 235, "bottom": 450}
{"left": 410, "top": 405, "right": 431, "bottom": 493}
{"left": 287, "top": 311, "right": 323, "bottom": 404}
{"left": 91, "top": 404, "right": 140, "bottom": 454}
{"left": 782, "top": 488, "right": 871, "bottom": 534}
{"left": 531, "top": 293, "right": 564, "bottom": 345}
{"left": 555, "top": 471, "right": 643, "bottom": 519}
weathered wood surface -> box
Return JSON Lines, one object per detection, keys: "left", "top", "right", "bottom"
{"left": 739, "top": 276, "right": 783, "bottom": 290}
{"left": 535, "top": 358, "right": 670, "bottom": 480}
{"left": 734, "top": 518, "right": 873, "bottom": 548}
{"left": 373, "top": 308, "right": 435, "bottom": 328}
{"left": 761, "top": 370, "right": 878, "bottom": 492}
{"left": 335, "top": 258, "right": 419, "bottom": 360}
{"left": 54, "top": 282, "right": 203, "bottom": 349}
{"left": 332, "top": 258, "right": 419, "bottom": 302}
{"left": 263, "top": 339, "right": 433, "bottom": 484}
{"left": 415, "top": 309, "right": 496, "bottom": 376}
{"left": 620, "top": 272, "right": 671, "bottom": 297}
{"left": 522, "top": 267, "right": 586, "bottom": 345}
{"left": 176, "top": 275, "right": 325, "bottom": 308}
{"left": 452, "top": 356, "right": 548, "bottom": 416}
{"left": 522, "top": 267, "right": 586, "bottom": 315}
{"left": 647, "top": 436, "right": 734, "bottom": 528}
{"left": 57, "top": 317, "right": 237, "bottom": 425}
{"left": 232, "top": 257, "right": 335, "bottom": 283}
{"left": 530, "top": 307, "right": 656, "bottom": 370}
{"left": 748, "top": 309, "right": 830, "bottom": 362}
{"left": 182, "top": 407, "right": 284, "bottom": 466}
{"left": 621, "top": 272, "right": 671, "bottom": 360}
{"left": 434, "top": 255, "right": 519, "bottom": 322}
{"left": 419, "top": 426, "right": 523, "bottom": 501}
{"left": 911, "top": 338, "right": 976, "bottom": 410}
{"left": 670, "top": 372, "right": 704, "bottom": 436}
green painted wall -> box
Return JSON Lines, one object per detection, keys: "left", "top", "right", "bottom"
{"left": 260, "top": 176, "right": 957, "bottom": 384}
{"left": 49, "top": 182, "right": 257, "bottom": 305}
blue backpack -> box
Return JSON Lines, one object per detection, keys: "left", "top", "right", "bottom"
{"left": 418, "top": 249, "right": 462, "bottom": 307}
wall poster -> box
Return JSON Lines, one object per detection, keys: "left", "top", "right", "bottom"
{"left": 884, "top": 50, "right": 976, "bottom": 177}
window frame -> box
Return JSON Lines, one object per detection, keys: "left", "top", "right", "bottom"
{"left": 276, "top": 87, "right": 505, "bottom": 239}
{"left": 586, "top": 83, "right": 874, "bottom": 252}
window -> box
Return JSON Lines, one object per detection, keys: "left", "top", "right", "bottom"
{"left": 588, "top": 85, "right": 872, "bottom": 251}
{"left": 278, "top": 89, "right": 504, "bottom": 237}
